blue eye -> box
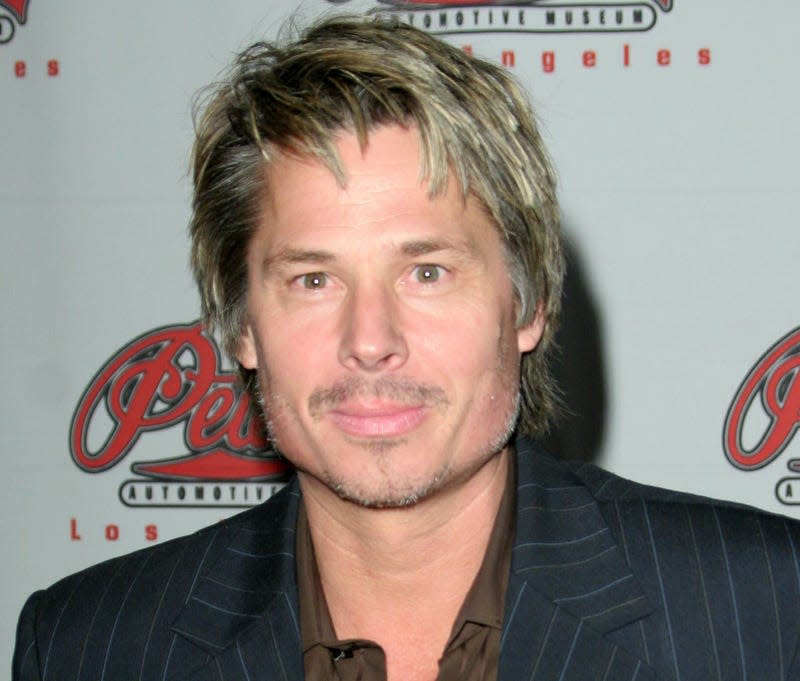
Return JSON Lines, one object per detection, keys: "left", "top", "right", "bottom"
{"left": 414, "top": 264, "right": 441, "bottom": 283}
{"left": 301, "top": 272, "right": 328, "bottom": 289}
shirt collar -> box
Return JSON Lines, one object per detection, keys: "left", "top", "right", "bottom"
{"left": 447, "top": 451, "right": 515, "bottom": 637}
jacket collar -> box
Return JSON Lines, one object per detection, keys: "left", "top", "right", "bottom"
{"left": 499, "top": 439, "right": 658, "bottom": 680}
{"left": 169, "top": 479, "right": 304, "bottom": 680}
{"left": 171, "top": 440, "right": 658, "bottom": 680}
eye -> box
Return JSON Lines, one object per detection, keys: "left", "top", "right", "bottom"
{"left": 413, "top": 264, "right": 443, "bottom": 284}
{"left": 299, "top": 272, "right": 328, "bottom": 289}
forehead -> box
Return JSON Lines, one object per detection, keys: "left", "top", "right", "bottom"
{"left": 255, "top": 126, "right": 498, "bottom": 254}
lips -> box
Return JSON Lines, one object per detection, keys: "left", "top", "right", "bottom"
{"left": 328, "top": 403, "right": 427, "bottom": 438}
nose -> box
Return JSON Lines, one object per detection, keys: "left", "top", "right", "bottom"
{"left": 338, "top": 283, "right": 408, "bottom": 372}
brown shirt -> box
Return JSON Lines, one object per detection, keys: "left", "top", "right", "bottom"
{"left": 297, "top": 457, "right": 516, "bottom": 681}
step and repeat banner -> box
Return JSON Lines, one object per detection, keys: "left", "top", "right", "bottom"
{"left": 2, "top": 0, "right": 798, "bottom": 665}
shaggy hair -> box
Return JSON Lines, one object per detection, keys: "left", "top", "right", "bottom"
{"left": 189, "top": 14, "right": 564, "bottom": 437}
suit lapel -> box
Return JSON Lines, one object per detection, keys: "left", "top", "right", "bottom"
{"left": 499, "top": 441, "right": 659, "bottom": 680}
{"left": 169, "top": 481, "right": 304, "bottom": 681}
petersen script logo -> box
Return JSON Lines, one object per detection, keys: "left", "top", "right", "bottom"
{"left": 0, "top": 0, "right": 29, "bottom": 44}
{"left": 723, "top": 326, "right": 800, "bottom": 506}
{"left": 70, "top": 321, "right": 290, "bottom": 508}
{"left": 329, "top": 0, "right": 673, "bottom": 34}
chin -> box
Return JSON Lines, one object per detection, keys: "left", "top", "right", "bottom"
{"left": 322, "top": 469, "right": 449, "bottom": 509}
{"left": 314, "top": 441, "right": 452, "bottom": 508}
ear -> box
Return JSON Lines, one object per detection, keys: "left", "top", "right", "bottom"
{"left": 236, "top": 324, "right": 259, "bottom": 370}
{"left": 517, "top": 307, "right": 546, "bottom": 353}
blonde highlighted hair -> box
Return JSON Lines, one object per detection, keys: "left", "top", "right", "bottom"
{"left": 189, "top": 14, "right": 564, "bottom": 436}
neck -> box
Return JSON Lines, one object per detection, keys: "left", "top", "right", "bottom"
{"left": 299, "top": 448, "right": 510, "bottom": 647}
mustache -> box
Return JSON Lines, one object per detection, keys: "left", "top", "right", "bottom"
{"left": 308, "top": 377, "right": 449, "bottom": 418}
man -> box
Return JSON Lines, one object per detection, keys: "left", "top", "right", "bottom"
{"left": 13, "top": 14, "right": 800, "bottom": 681}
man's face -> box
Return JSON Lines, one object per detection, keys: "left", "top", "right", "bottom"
{"left": 238, "top": 125, "right": 543, "bottom": 508}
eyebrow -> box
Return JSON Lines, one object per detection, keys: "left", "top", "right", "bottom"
{"left": 399, "top": 237, "right": 480, "bottom": 260}
{"left": 263, "top": 248, "right": 336, "bottom": 271}
{"left": 263, "top": 237, "right": 480, "bottom": 272}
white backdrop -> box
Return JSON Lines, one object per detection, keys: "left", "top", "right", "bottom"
{"left": 3, "top": 0, "right": 799, "bottom": 668}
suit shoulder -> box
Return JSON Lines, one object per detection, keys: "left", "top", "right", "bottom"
{"left": 519, "top": 439, "right": 723, "bottom": 507}
{"left": 562, "top": 458, "right": 800, "bottom": 546}
{"left": 14, "top": 482, "right": 299, "bottom": 680}
{"left": 27, "top": 481, "right": 297, "bottom": 633}
{"left": 564, "top": 459, "right": 725, "bottom": 506}
{"left": 13, "top": 522, "right": 223, "bottom": 681}
{"left": 517, "top": 437, "right": 800, "bottom": 530}
{"left": 40, "top": 520, "right": 217, "bottom": 604}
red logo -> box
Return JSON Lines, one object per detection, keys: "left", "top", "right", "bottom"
{"left": 0, "top": 0, "right": 28, "bottom": 23}
{"left": 724, "top": 326, "right": 800, "bottom": 470}
{"left": 70, "top": 322, "right": 290, "bottom": 507}
{"left": 0, "top": 0, "right": 28, "bottom": 44}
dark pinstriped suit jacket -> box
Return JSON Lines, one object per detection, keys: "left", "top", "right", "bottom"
{"left": 14, "top": 439, "right": 800, "bottom": 680}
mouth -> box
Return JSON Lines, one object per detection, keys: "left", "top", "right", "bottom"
{"left": 327, "top": 403, "right": 428, "bottom": 438}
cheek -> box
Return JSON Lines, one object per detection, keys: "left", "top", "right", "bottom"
{"left": 257, "top": 307, "right": 331, "bottom": 368}
{"left": 254, "top": 316, "right": 367, "bottom": 438}
{"left": 253, "top": 320, "right": 323, "bottom": 405}
{"left": 414, "top": 308, "right": 516, "bottom": 387}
